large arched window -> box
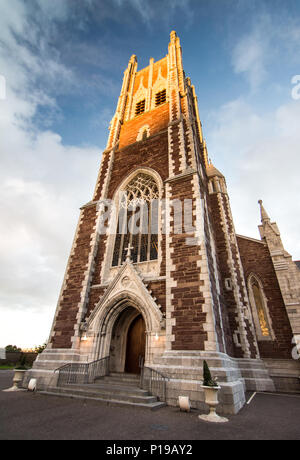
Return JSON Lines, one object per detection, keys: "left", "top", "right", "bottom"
{"left": 248, "top": 275, "right": 274, "bottom": 341}
{"left": 112, "top": 173, "right": 159, "bottom": 266}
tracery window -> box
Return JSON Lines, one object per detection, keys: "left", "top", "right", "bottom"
{"left": 112, "top": 173, "right": 159, "bottom": 266}
{"left": 248, "top": 275, "right": 273, "bottom": 340}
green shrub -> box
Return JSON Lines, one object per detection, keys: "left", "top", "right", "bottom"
{"left": 202, "top": 360, "right": 218, "bottom": 387}
{"left": 15, "top": 354, "right": 29, "bottom": 370}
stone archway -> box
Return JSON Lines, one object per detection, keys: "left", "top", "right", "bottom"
{"left": 109, "top": 305, "right": 145, "bottom": 373}
{"left": 84, "top": 263, "right": 165, "bottom": 367}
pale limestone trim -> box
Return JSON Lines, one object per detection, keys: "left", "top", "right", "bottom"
{"left": 130, "top": 76, "right": 147, "bottom": 120}
{"left": 165, "top": 168, "right": 196, "bottom": 183}
{"left": 100, "top": 167, "right": 164, "bottom": 284}
{"left": 165, "top": 182, "right": 176, "bottom": 349}
{"left": 145, "top": 58, "right": 154, "bottom": 112}
{"left": 177, "top": 120, "right": 187, "bottom": 172}
{"left": 236, "top": 234, "right": 266, "bottom": 245}
{"left": 91, "top": 274, "right": 166, "bottom": 289}
{"left": 216, "top": 192, "right": 252, "bottom": 358}
{"left": 203, "top": 192, "right": 227, "bottom": 354}
{"left": 86, "top": 262, "right": 163, "bottom": 361}
{"left": 124, "top": 61, "right": 138, "bottom": 122}
{"left": 136, "top": 124, "right": 150, "bottom": 142}
{"left": 192, "top": 175, "right": 218, "bottom": 352}
{"left": 100, "top": 148, "right": 115, "bottom": 201}
{"left": 191, "top": 84, "right": 204, "bottom": 145}
{"left": 151, "top": 66, "right": 168, "bottom": 110}
{"left": 225, "top": 199, "right": 260, "bottom": 357}
{"left": 92, "top": 153, "right": 106, "bottom": 201}
{"left": 183, "top": 113, "right": 197, "bottom": 170}
{"left": 167, "top": 126, "right": 175, "bottom": 178}
{"left": 107, "top": 56, "right": 137, "bottom": 149}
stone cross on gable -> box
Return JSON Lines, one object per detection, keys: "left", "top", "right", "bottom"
{"left": 125, "top": 244, "right": 134, "bottom": 263}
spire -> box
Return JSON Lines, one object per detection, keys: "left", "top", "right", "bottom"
{"left": 258, "top": 200, "right": 270, "bottom": 223}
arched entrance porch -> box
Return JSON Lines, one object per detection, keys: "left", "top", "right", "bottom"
{"left": 109, "top": 306, "right": 146, "bottom": 374}
{"left": 87, "top": 289, "right": 162, "bottom": 368}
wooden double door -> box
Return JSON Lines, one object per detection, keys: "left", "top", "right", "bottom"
{"left": 125, "top": 314, "right": 146, "bottom": 374}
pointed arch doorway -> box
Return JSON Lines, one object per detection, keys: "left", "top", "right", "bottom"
{"left": 125, "top": 314, "right": 146, "bottom": 374}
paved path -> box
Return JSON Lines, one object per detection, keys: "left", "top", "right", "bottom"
{"left": 1, "top": 370, "right": 300, "bottom": 440}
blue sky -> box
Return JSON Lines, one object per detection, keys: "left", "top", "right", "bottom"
{"left": 0, "top": 0, "right": 300, "bottom": 347}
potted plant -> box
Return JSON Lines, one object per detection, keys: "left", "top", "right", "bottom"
{"left": 198, "top": 360, "right": 228, "bottom": 423}
{"left": 3, "top": 354, "right": 29, "bottom": 392}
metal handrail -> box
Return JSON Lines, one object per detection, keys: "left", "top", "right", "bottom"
{"left": 140, "top": 365, "right": 169, "bottom": 402}
{"left": 55, "top": 356, "right": 110, "bottom": 387}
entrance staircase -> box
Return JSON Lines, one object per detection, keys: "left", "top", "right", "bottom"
{"left": 41, "top": 372, "right": 166, "bottom": 410}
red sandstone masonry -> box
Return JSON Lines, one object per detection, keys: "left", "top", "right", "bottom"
{"left": 168, "top": 176, "right": 208, "bottom": 350}
{"left": 202, "top": 191, "right": 228, "bottom": 354}
{"left": 94, "top": 151, "right": 111, "bottom": 202}
{"left": 107, "top": 132, "right": 169, "bottom": 199}
{"left": 119, "top": 103, "right": 169, "bottom": 150}
{"left": 51, "top": 204, "right": 98, "bottom": 348}
{"left": 85, "top": 130, "right": 170, "bottom": 314}
{"left": 237, "top": 236, "right": 294, "bottom": 359}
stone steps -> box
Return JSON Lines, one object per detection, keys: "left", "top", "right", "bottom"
{"left": 40, "top": 372, "right": 166, "bottom": 410}
{"left": 263, "top": 359, "right": 300, "bottom": 393}
{"left": 99, "top": 372, "right": 141, "bottom": 386}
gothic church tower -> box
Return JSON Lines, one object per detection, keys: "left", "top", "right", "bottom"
{"left": 27, "top": 32, "right": 297, "bottom": 414}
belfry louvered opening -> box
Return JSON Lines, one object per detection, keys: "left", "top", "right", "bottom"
{"left": 112, "top": 173, "right": 159, "bottom": 266}
{"left": 155, "top": 89, "right": 166, "bottom": 106}
{"left": 135, "top": 99, "right": 145, "bottom": 115}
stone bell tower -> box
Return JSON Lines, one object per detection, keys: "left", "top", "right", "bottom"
{"left": 25, "top": 32, "right": 276, "bottom": 414}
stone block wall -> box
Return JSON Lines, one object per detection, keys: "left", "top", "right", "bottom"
{"left": 237, "top": 235, "right": 294, "bottom": 359}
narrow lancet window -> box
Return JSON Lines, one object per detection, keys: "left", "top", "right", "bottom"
{"left": 248, "top": 275, "right": 272, "bottom": 339}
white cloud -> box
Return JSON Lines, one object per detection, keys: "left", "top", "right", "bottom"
{"left": 207, "top": 97, "right": 300, "bottom": 259}
{"left": 231, "top": 13, "right": 300, "bottom": 91}
{"left": 232, "top": 33, "right": 267, "bottom": 90}
{"left": 0, "top": 1, "right": 101, "bottom": 348}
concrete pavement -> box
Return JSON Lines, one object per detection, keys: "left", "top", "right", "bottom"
{"left": 1, "top": 370, "right": 300, "bottom": 440}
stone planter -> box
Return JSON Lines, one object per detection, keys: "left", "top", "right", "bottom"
{"left": 198, "top": 385, "right": 228, "bottom": 423}
{"left": 3, "top": 369, "right": 27, "bottom": 392}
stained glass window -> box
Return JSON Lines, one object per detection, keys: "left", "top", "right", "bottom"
{"left": 112, "top": 174, "right": 159, "bottom": 266}
{"left": 249, "top": 277, "right": 271, "bottom": 338}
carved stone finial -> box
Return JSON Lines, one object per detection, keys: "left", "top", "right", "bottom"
{"left": 125, "top": 244, "right": 134, "bottom": 263}
{"left": 258, "top": 200, "right": 270, "bottom": 223}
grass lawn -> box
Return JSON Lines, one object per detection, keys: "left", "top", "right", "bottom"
{"left": 0, "top": 365, "right": 16, "bottom": 370}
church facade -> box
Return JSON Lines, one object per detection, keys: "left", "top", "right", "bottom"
{"left": 25, "top": 32, "right": 300, "bottom": 414}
